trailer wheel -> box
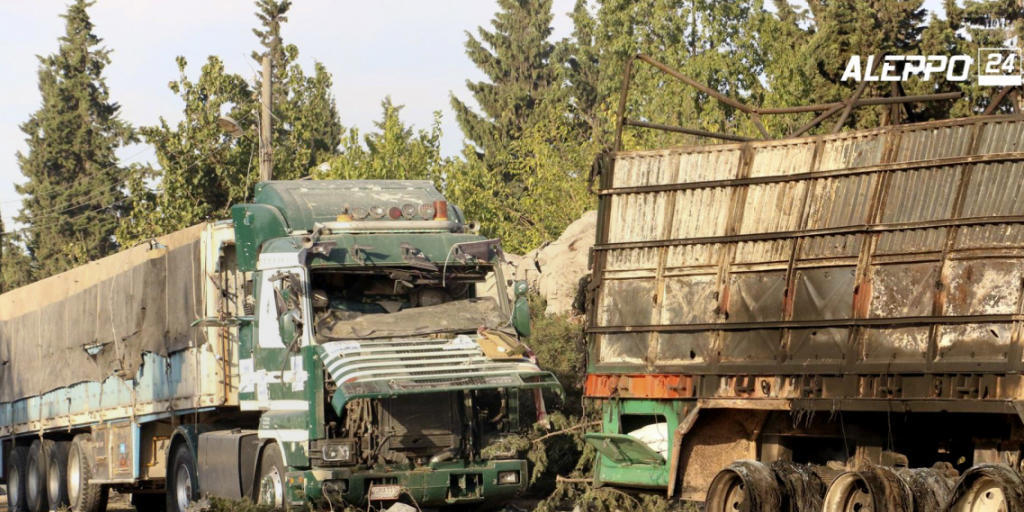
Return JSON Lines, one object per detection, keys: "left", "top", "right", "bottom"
{"left": 771, "top": 461, "right": 827, "bottom": 512}
{"left": 6, "top": 445, "right": 29, "bottom": 512}
{"left": 46, "top": 440, "right": 70, "bottom": 509}
{"left": 67, "top": 434, "right": 107, "bottom": 512}
{"left": 706, "top": 460, "right": 782, "bottom": 512}
{"left": 257, "top": 443, "right": 287, "bottom": 510}
{"left": 947, "top": 464, "right": 1024, "bottom": 512}
{"left": 166, "top": 443, "right": 198, "bottom": 512}
{"left": 25, "top": 439, "right": 51, "bottom": 512}
{"left": 823, "top": 466, "right": 913, "bottom": 512}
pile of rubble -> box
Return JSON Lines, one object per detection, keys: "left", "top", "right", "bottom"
{"left": 504, "top": 211, "right": 597, "bottom": 316}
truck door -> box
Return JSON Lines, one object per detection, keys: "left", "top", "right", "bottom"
{"left": 239, "top": 267, "right": 311, "bottom": 412}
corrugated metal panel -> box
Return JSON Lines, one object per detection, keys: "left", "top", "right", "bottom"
{"left": 592, "top": 115, "right": 1024, "bottom": 377}
{"left": 749, "top": 140, "right": 816, "bottom": 177}
{"left": 895, "top": 122, "right": 975, "bottom": 161}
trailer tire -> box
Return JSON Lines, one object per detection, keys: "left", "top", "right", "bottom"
{"left": 6, "top": 445, "right": 29, "bottom": 512}
{"left": 166, "top": 442, "right": 198, "bottom": 512}
{"left": 25, "top": 439, "right": 51, "bottom": 512}
{"left": 947, "top": 464, "right": 1024, "bottom": 512}
{"left": 706, "top": 460, "right": 782, "bottom": 512}
{"left": 46, "top": 440, "right": 70, "bottom": 509}
{"left": 257, "top": 443, "right": 288, "bottom": 510}
{"left": 68, "top": 434, "right": 107, "bottom": 512}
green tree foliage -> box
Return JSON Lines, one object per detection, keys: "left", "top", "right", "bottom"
{"left": 451, "top": 0, "right": 560, "bottom": 174}
{"left": 764, "top": 0, "right": 1021, "bottom": 130}
{"left": 118, "top": 57, "right": 256, "bottom": 244}
{"left": 0, "top": 218, "right": 33, "bottom": 292}
{"left": 252, "top": 0, "right": 342, "bottom": 180}
{"left": 121, "top": 0, "right": 342, "bottom": 243}
{"left": 932, "top": 0, "right": 1024, "bottom": 115}
{"left": 15, "top": 0, "right": 134, "bottom": 279}
{"left": 315, "top": 97, "right": 449, "bottom": 182}
{"left": 565, "top": 0, "right": 774, "bottom": 149}
{"left": 445, "top": 104, "right": 594, "bottom": 253}
{"left": 448, "top": 0, "right": 594, "bottom": 253}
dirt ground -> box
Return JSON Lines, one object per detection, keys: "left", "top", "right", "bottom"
{"left": 0, "top": 487, "right": 134, "bottom": 512}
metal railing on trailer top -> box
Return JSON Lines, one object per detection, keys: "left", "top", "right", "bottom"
{"left": 609, "top": 53, "right": 1022, "bottom": 149}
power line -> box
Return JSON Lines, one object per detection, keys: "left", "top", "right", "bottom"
{"left": 9, "top": 141, "right": 234, "bottom": 227}
{"left": 5, "top": 141, "right": 245, "bottom": 238}
{"left": 1, "top": 198, "right": 129, "bottom": 237}
{"left": 0, "top": 145, "right": 151, "bottom": 214}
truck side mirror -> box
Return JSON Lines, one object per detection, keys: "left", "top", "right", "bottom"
{"left": 270, "top": 272, "right": 304, "bottom": 348}
{"left": 512, "top": 280, "right": 531, "bottom": 337}
{"left": 278, "top": 309, "right": 302, "bottom": 348}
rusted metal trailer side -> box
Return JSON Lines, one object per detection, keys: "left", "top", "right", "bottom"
{"left": 585, "top": 114, "right": 1024, "bottom": 509}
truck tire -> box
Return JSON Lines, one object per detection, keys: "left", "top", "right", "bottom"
{"left": 166, "top": 442, "right": 198, "bottom": 512}
{"left": 6, "top": 445, "right": 29, "bottom": 512}
{"left": 46, "top": 440, "right": 70, "bottom": 509}
{"left": 257, "top": 443, "right": 288, "bottom": 510}
{"left": 25, "top": 439, "right": 51, "bottom": 512}
{"left": 68, "top": 434, "right": 107, "bottom": 512}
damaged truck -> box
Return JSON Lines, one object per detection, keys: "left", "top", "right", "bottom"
{"left": 584, "top": 54, "right": 1024, "bottom": 511}
{"left": 0, "top": 180, "right": 561, "bottom": 511}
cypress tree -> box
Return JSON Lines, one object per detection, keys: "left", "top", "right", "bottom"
{"left": 450, "top": 0, "right": 559, "bottom": 178}
{"left": 0, "top": 217, "right": 32, "bottom": 292}
{"left": 15, "top": 0, "right": 134, "bottom": 280}
{"left": 445, "top": 0, "right": 596, "bottom": 252}
{"left": 251, "top": 0, "right": 342, "bottom": 180}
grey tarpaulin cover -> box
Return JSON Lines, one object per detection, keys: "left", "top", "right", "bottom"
{"left": 0, "top": 225, "right": 205, "bottom": 402}
{"left": 314, "top": 297, "right": 508, "bottom": 340}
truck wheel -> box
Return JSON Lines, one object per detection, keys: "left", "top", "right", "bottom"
{"left": 26, "top": 439, "right": 51, "bottom": 512}
{"left": 948, "top": 464, "right": 1024, "bottom": 512}
{"left": 257, "top": 443, "right": 287, "bottom": 510}
{"left": 166, "top": 443, "right": 198, "bottom": 512}
{"left": 706, "top": 460, "right": 782, "bottom": 512}
{"left": 46, "top": 440, "right": 70, "bottom": 509}
{"left": 6, "top": 445, "right": 29, "bottom": 512}
{"left": 68, "top": 434, "right": 107, "bottom": 512}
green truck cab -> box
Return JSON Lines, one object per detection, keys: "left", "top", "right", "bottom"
{"left": 226, "top": 180, "right": 561, "bottom": 508}
{"left": 0, "top": 179, "right": 558, "bottom": 512}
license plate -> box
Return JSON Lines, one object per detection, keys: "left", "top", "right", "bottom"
{"left": 367, "top": 484, "right": 402, "bottom": 501}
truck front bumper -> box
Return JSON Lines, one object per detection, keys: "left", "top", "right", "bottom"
{"left": 290, "top": 459, "right": 528, "bottom": 507}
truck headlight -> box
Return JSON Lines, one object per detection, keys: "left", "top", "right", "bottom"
{"left": 497, "top": 470, "right": 520, "bottom": 485}
{"left": 322, "top": 442, "right": 353, "bottom": 463}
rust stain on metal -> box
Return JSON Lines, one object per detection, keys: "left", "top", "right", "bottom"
{"left": 590, "top": 114, "right": 1024, "bottom": 381}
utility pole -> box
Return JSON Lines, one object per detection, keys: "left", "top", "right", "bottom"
{"left": 0, "top": 215, "right": 5, "bottom": 294}
{"left": 259, "top": 53, "right": 273, "bottom": 182}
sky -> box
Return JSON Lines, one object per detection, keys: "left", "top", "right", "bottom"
{"left": 0, "top": 0, "right": 577, "bottom": 227}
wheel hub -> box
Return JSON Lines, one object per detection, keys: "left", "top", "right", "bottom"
{"left": 9, "top": 464, "right": 20, "bottom": 507}
{"left": 175, "top": 463, "right": 193, "bottom": 512}
{"left": 27, "top": 457, "right": 40, "bottom": 503}
{"left": 841, "top": 480, "right": 873, "bottom": 512}
{"left": 47, "top": 459, "right": 60, "bottom": 503}
{"left": 67, "top": 449, "right": 80, "bottom": 504}
{"left": 964, "top": 478, "right": 1008, "bottom": 512}
{"left": 259, "top": 466, "right": 284, "bottom": 508}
